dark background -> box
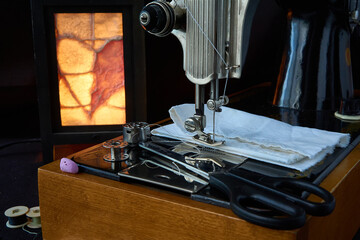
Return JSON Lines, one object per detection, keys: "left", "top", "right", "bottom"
{"left": 0, "top": 1, "right": 40, "bottom": 138}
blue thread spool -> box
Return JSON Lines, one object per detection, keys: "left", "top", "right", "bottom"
{"left": 4, "top": 206, "right": 29, "bottom": 228}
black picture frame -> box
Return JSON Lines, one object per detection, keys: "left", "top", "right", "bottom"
{"left": 31, "top": 0, "right": 146, "bottom": 162}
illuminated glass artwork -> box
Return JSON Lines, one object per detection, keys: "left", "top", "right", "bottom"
{"left": 55, "top": 13, "right": 126, "bottom": 126}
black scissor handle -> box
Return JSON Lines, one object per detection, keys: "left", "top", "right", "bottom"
{"left": 210, "top": 172, "right": 306, "bottom": 229}
{"left": 264, "top": 177, "right": 335, "bottom": 216}
{"left": 230, "top": 168, "right": 335, "bottom": 216}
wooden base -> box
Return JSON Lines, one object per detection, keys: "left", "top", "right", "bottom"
{"left": 38, "top": 144, "right": 360, "bottom": 239}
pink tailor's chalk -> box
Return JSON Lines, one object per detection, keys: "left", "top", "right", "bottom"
{"left": 60, "top": 158, "right": 79, "bottom": 174}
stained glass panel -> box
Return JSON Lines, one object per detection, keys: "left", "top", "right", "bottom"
{"left": 54, "top": 13, "right": 126, "bottom": 126}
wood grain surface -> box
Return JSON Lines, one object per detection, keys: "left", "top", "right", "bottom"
{"left": 38, "top": 142, "right": 360, "bottom": 240}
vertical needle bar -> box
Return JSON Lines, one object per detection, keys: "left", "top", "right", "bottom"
{"left": 213, "top": 109, "right": 216, "bottom": 142}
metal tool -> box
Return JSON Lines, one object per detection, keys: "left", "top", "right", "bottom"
{"left": 140, "top": 156, "right": 208, "bottom": 185}
{"left": 118, "top": 137, "right": 241, "bottom": 193}
{"left": 139, "top": 141, "right": 210, "bottom": 180}
{"left": 137, "top": 141, "right": 335, "bottom": 230}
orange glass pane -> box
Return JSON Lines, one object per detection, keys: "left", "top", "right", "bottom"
{"left": 54, "top": 13, "right": 126, "bottom": 126}
{"left": 94, "top": 13, "right": 123, "bottom": 39}
{"left": 55, "top": 13, "right": 92, "bottom": 40}
{"left": 57, "top": 38, "right": 95, "bottom": 74}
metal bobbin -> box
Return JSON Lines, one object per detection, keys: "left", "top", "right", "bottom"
{"left": 103, "top": 140, "right": 129, "bottom": 162}
{"left": 123, "top": 122, "right": 151, "bottom": 146}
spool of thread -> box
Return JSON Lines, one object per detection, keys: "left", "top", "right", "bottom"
{"left": 26, "top": 206, "right": 41, "bottom": 229}
{"left": 103, "top": 140, "right": 129, "bottom": 162}
{"left": 4, "top": 206, "right": 29, "bottom": 228}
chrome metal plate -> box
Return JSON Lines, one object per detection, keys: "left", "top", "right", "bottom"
{"left": 118, "top": 161, "right": 207, "bottom": 194}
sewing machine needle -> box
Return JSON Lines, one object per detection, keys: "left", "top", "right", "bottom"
{"left": 213, "top": 109, "right": 216, "bottom": 142}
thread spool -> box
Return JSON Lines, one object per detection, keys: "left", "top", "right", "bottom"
{"left": 26, "top": 206, "right": 41, "bottom": 229}
{"left": 4, "top": 206, "right": 29, "bottom": 228}
{"left": 103, "top": 140, "right": 129, "bottom": 162}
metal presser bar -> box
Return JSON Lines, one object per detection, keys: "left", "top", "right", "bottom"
{"left": 139, "top": 0, "right": 261, "bottom": 145}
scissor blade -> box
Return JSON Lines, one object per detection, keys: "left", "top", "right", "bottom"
{"left": 139, "top": 142, "right": 210, "bottom": 180}
{"left": 139, "top": 156, "right": 209, "bottom": 185}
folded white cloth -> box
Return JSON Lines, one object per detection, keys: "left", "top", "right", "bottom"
{"left": 152, "top": 104, "right": 350, "bottom": 172}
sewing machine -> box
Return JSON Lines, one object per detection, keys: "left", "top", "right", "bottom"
{"left": 140, "top": 0, "right": 360, "bottom": 137}
{"left": 36, "top": 0, "right": 360, "bottom": 237}
{"left": 68, "top": 0, "right": 360, "bottom": 230}
{"left": 140, "top": 0, "right": 256, "bottom": 146}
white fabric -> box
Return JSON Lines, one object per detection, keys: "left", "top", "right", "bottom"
{"left": 152, "top": 104, "right": 350, "bottom": 172}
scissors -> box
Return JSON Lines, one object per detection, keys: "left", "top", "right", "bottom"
{"left": 140, "top": 142, "right": 335, "bottom": 230}
{"left": 210, "top": 167, "right": 335, "bottom": 229}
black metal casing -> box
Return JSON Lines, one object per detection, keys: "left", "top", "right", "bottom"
{"left": 273, "top": 0, "right": 354, "bottom": 110}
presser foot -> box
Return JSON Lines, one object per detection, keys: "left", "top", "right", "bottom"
{"left": 193, "top": 133, "right": 224, "bottom": 147}
{"left": 184, "top": 116, "right": 224, "bottom": 147}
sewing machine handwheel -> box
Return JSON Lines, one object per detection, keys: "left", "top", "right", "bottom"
{"left": 139, "top": 1, "right": 175, "bottom": 37}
